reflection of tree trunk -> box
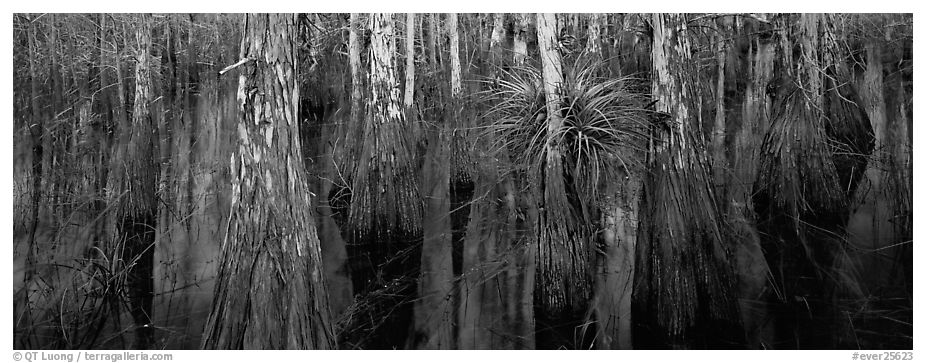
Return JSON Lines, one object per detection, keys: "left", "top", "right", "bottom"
{"left": 734, "top": 33, "right": 775, "bottom": 349}
{"left": 593, "top": 166, "right": 640, "bottom": 349}
{"left": 201, "top": 14, "right": 334, "bottom": 350}
{"left": 17, "top": 15, "right": 43, "bottom": 349}
{"left": 111, "top": 14, "right": 158, "bottom": 349}
{"left": 415, "top": 130, "right": 454, "bottom": 349}
{"left": 404, "top": 13, "right": 417, "bottom": 138}
{"left": 847, "top": 35, "right": 890, "bottom": 287}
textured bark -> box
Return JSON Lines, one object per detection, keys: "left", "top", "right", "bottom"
{"left": 429, "top": 13, "right": 440, "bottom": 67}
{"left": 345, "top": 13, "right": 421, "bottom": 349}
{"left": 586, "top": 13, "right": 601, "bottom": 59}
{"left": 404, "top": 12, "right": 416, "bottom": 135}
{"left": 448, "top": 14, "right": 462, "bottom": 96}
{"left": 639, "top": 13, "right": 739, "bottom": 345}
{"left": 512, "top": 14, "right": 529, "bottom": 65}
{"left": 201, "top": 14, "right": 334, "bottom": 350}
{"left": 534, "top": 13, "right": 590, "bottom": 316}
{"left": 338, "top": 13, "right": 363, "bottom": 180}
{"left": 651, "top": 13, "right": 693, "bottom": 151}
{"left": 489, "top": 13, "right": 506, "bottom": 73}
{"left": 108, "top": 14, "right": 159, "bottom": 349}
{"left": 349, "top": 13, "right": 421, "bottom": 237}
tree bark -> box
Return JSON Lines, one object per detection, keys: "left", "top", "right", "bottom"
{"left": 586, "top": 13, "right": 601, "bottom": 59}
{"left": 404, "top": 13, "right": 417, "bottom": 137}
{"left": 448, "top": 14, "right": 462, "bottom": 97}
{"left": 106, "top": 14, "right": 159, "bottom": 350}
{"left": 201, "top": 14, "right": 334, "bottom": 350}
{"left": 513, "top": 14, "right": 529, "bottom": 65}
{"left": 345, "top": 13, "right": 422, "bottom": 349}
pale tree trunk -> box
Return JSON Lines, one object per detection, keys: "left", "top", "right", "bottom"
{"left": 337, "top": 13, "right": 363, "bottom": 180}
{"left": 512, "top": 14, "right": 529, "bottom": 65}
{"left": 448, "top": 14, "right": 462, "bottom": 96}
{"left": 651, "top": 13, "right": 693, "bottom": 151}
{"left": 535, "top": 13, "right": 574, "bottom": 313}
{"left": 404, "top": 13, "right": 417, "bottom": 137}
{"left": 586, "top": 13, "right": 601, "bottom": 59}
{"left": 489, "top": 13, "right": 505, "bottom": 76}
{"left": 429, "top": 14, "right": 440, "bottom": 68}
{"left": 201, "top": 14, "right": 334, "bottom": 350}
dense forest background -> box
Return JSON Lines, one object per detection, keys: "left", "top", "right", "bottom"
{"left": 11, "top": 13, "right": 912, "bottom": 350}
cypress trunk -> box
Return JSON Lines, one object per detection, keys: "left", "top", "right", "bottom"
{"left": 201, "top": 14, "right": 334, "bottom": 350}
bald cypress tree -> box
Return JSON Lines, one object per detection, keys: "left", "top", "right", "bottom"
{"left": 201, "top": 14, "right": 334, "bottom": 350}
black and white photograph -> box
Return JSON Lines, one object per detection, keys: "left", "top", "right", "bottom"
{"left": 9, "top": 10, "right": 914, "bottom": 353}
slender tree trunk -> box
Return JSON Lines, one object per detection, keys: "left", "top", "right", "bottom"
{"left": 45, "top": 14, "right": 59, "bottom": 221}
{"left": 448, "top": 14, "right": 462, "bottom": 97}
{"left": 404, "top": 13, "right": 417, "bottom": 138}
{"left": 107, "top": 14, "right": 159, "bottom": 350}
{"left": 201, "top": 14, "right": 334, "bottom": 350}
{"left": 513, "top": 14, "right": 529, "bottom": 65}
{"left": 428, "top": 14, "right": 440, "bottom": 68}
{"left": 340, "top": 13, "right": 363, "bottom": 180}
{"left": 586, "top": 13, "right": 601, "bottom": 59}
{"left": 489, "top": 13, "right": 505, "bottom": 78}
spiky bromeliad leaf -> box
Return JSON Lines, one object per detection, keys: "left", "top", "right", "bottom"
{"left": 483, "top": 59, "right": 652, "bottom": 315}
{"left": 635, "top": 125, "right": 739, "bottom": 338}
